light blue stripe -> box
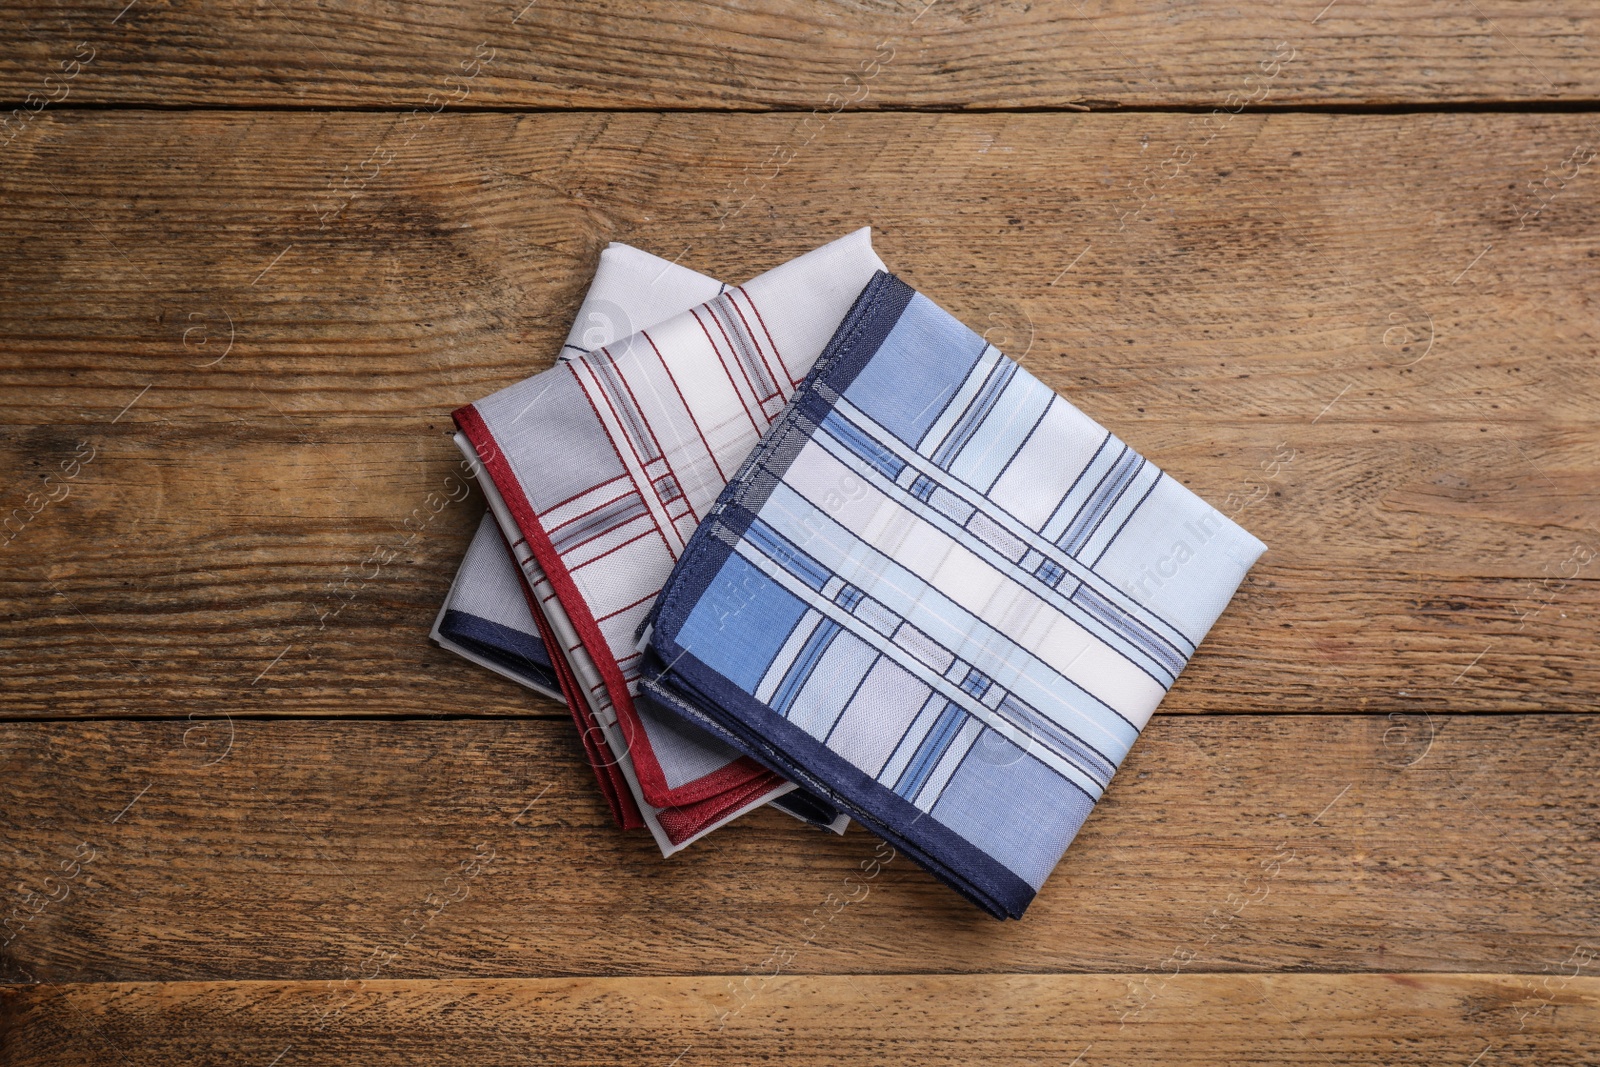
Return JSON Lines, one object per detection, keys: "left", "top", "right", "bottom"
{"left": 746, "top": 517, "right": 830, "bottom": 591}
{"left": 932, "top": 359, "right": 1015, "bottom": 469}
{"left": 820, "top": 409, "right": 906, "bottom": 481}
{"left": 999, "top": 694, "right": 1117, "bottom": 786}
{"left": 729, "top": 538, "right": 1112, "bottom": 801}
{"left": 833, "top": 394, "right": 1196, "bottom": 658}
{"left": 948, "top": 368, "right": 1055, "bottom": 493}
{"left": 842, "top": 291, "right": 987, "bottom": 448}
{"left": 1079, "top": 461, "right": 1163, "bottom": 567}
{"left": 1061, "top": 449, "right": 1142, "bottom": 557}
{"left": 756, "top": 481, "right": 1139, "bottom": 762}
{"left": 1073, "top": 584, "right": 1186, "bottom": 677}
{"left": 1040, "top": 434, "right": 1118, "bottom": 544}
{"left": 808, "top": 430, "right": 1182, "bottom": 688}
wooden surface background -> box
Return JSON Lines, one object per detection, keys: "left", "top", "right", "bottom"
{"left": 2, "top": 2, "right": 1597, "bottom": 1064}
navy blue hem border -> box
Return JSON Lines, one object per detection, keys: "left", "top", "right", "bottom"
{"left": 439, "top": 609, "right": 561, "bottom": 692}
{"left": 768, "top": 789, "right": 844, "bottom": 828}
{"left": 640, "top": 271, "right": 1035, "bottom": 920}
{"left": 638, "top": 662, "right": 1033, "bottom": 920}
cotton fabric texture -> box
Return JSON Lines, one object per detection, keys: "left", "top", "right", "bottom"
{"left": 452, "top": 229, "right": 885, "bottom": 854}
{"left": 435, "top": 242, "right": 726, "bottom": 841}
{"left": 637, "top": 272, "right": 1267, "bottom": 917}
{"left": 434, "top": 243, "right": 729, "bottom": 701}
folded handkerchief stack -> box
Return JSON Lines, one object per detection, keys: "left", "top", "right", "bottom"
{"left": 636, "top": 272, "right": 1266, "bottom": 916}
{"left": 445, "top": 230, "right": 884, "bottom": 854}
{"left": 434, "top": 241, "right": 727, "bottom": 833}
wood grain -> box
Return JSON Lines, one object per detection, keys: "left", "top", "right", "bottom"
{"left": 1, "top": 424, "right": 1597, "bottom": 718}
{"left": 1, "top": 716, "right": 1593, "bottom": 983}
{"left": 2, "top": 111, "right": 1597, "bottom": 716}
{"left": 2, "top": 1, "right": 1599, "bottom": 110}
{"left": 3, "top": 973, "right": 1597, "bottom": 1066}
{"left": 4, "top": 2, "right": 1596, "bottom": 1062}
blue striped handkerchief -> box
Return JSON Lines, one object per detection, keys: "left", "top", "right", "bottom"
{"left": 638, "top": 272, "right": 1267, "bottom": 918}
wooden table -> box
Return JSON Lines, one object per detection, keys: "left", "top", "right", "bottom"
{"left": 2, "top": 3, "right": 1597, "bottom": 1063}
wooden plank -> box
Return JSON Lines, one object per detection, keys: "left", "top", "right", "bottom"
{"left": 2, "top": 2, "right": 1599, "bottom": 110}
{"left": 1, "top": 111, "right": 1597, "bottom": 715}
{"left": 3, "top": 973, "right": 1597, "bottom": 1065}
{"left": 0, "top": 423, "right": 1597, "bottom": 717}
{"left": 1, "top": 716, "right": 1594, "bottom": 982}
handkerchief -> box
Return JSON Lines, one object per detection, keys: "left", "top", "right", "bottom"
{"left": 435, "top": 242, "right": 726, "bottom": 836}
{"left": 453, "top": 229, "right": 885, "bottom": 853}
{"left": 435, "top": 244, "right": 727, "bottom": 698}
{"left": 637, "top": 272, "right": 1267, "bottom": 916}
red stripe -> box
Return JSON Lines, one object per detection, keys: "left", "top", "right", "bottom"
{"left": 621, "top": 333, "right": 701, "bottom": 525}
{"left": 597, "top": 587, "right": 659, "bottom": 624}
{"left": 545, "top": 484, "right": 638, "bottom": 539}
{"left": 714, "top": 295, "right": 780, "bottom": 405}
{"left": 691, "top": 306, "right": 763, "bottom": 436}
{"left": 641, "top": 329, "right": 728, "bottom": 485}
{"left": 727, "top": 288, "right": 784, "bottom": 400}
{"left": 539, "top": 472, "right": 629, "bottom": 517}
{"left": 454, "top": 401, "right": 774, "bottom": 809}
{"left": 566, "top": 366, "right": 673, "bottom": 549}
{"left": 495, "top": 526, "right": 644, "bottom": 831}
{"left": 736, "top": 284, "right": 793, "bottom": 385}
{"left": 568, "top": 525, "right": 657, "bottom": 573}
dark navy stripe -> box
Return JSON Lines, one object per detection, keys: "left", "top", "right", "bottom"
{"left": 437, "top": 610, "right": 560, "bottom": 691}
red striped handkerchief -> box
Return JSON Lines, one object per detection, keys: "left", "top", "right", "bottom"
{"left": 437, "top": 243, "right": 727, "bottom": 835}
{"left": 455, "top": 229, "right": 885, "bottom": 854}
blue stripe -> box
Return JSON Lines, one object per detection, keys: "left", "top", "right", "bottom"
{"left": 832, "top": 399, "right": 1196, "bottom": 657}
{"left": 1068, "top": 455, "right": 1145, "bottom": 558}
{"left": 776, "top": 434, "right": 1185, "bottom": 702}
{"left": 896, "top": 702, "right": 966, "bottom": 801}
{"left": 773, "top": 618, "right": 841, "bottom": 717}
{"left": 1071, "top": 584, "right": 1186, "bottom": 679}
{"left": 1040, "top": 432, "right": 1113, "bottom": 542}
{"left": 821, "top": 409, "right": 906, "bottom": 481}
{"left": 757, "top": 480, "right": 1141, "bottom": 758}
{"left": 1060, "top": 447, "right": 1140, "bottom": 556}
{"left": 1000, "top": 695, "right": 1118, "bottom": 787}
{"left": 932, "top": 358, "right": 1016, "bottom": 470}
{"left": 438, "top": 610, "right": 560, "bottom": 693}
{"left": 746, "top": 517, "right": 830, "bottom": 591}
